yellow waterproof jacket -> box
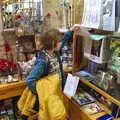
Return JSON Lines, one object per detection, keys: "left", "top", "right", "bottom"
{"left": 18, "top": 74, "right": 67, "bottom": 120}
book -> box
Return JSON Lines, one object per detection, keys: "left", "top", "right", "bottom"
{"left": 81, "top": 102, "right": 103, "bottom": 115}
{"left": 84, "top": 34, "right": 110, "bottom": 64}
{"left": 75, "top": 70, "right": 93, "bottom": 77}
{"left": 75, "top": 70, "right": 95, "bottom": 81}
{"left": 102, "top": 0, "right": 116, "bottom": 31}
{"left": 73, "top": 92, "right": 96, "bottom": 106}
{"left": 97, "top": 114, "right": 113, "bottom": 120}
{"left": 111, "top": 104, "right": 120, "bottom": 118}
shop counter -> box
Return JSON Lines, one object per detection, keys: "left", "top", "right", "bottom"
{"left": 0, "top": 81, "right": 26, "bottom": 100}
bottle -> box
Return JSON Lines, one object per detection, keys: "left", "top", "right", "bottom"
{"left": 7, "top": 109, "right": 15, "bottom": 120}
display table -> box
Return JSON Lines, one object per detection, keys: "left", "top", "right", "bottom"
{"left": 0, "top": 81, "right": 26, "bottom": 100}
{"left": 63, "top": 76, "right": 120, "bottom": 120}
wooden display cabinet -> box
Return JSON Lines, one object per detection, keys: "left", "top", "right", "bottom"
{"left": 61, "top": 31, "right": 88, "bottom": 73}
{"left": 63, "top": 31, "right": 120, "bottom": 120}
{"left": 64, "top": 78, "right": 120, "bottom": 120}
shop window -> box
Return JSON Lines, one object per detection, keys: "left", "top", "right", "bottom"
{"left": 1, "top": 0, "right": 43, "bottom": 33}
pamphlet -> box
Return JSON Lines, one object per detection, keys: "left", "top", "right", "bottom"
{"left": 82, "top": 0, "right": 102, "bottom": 29}
{"left": 82, "top": 0, "right": 116, "bottom": 31}
{"left": 63, "top": 74, "right": 79, "bottom": 98}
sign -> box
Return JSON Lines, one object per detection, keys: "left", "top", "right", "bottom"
{"left": 63, "top": 74, "right": 79, "bottom": 98}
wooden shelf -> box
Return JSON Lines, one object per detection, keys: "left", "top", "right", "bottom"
{"left": 0, "top": 81, "right": 26, "bottom": 100}
{"left": 3, "top": 28, "right": 15, "bottom": 32}
{"left": 88, "top": 28, "right": 113, "bottom": 35}
{"left": 17, "top": 50, "right": 36, "bottom": 54}
{"left": 64, "top": 69, "right": 72, "bottom": 73}
{"left": 80, "top": 77, "right": 120, "bottom": 106}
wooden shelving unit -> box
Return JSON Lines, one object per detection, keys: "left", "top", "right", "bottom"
{"left": 79, "top": 77, "right": 120, "bottom": 106}
{"left": 64, "top": 69, "right": 72, "bottom": 73}
{"left": 61, "top": 31, "right": 120, "bottom": 120}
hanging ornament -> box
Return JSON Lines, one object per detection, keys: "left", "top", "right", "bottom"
{"left": 60, "top": 0, "right": 71, "bottom": 8}
{"left": 4, "top": 42, "right": 12, "bottom": 53}
{"left": 46, "top": 13, "right": 52, "bottom": 17}
{"left": 56, "top": 11, "right": 59, "bottom": 16}
{"left": 60, "top": 0, "right": 71, "bottom": 28}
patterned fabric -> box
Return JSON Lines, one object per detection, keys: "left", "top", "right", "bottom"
{"left": 42, "top": 50, "right": 60, "bottom": 74}
{"left": 26, "top": 30, "right": 73, "bottom": 93}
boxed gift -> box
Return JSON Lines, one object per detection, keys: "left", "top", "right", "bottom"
{"left": 84, "top": 34, "right": 110, "bottom": 64}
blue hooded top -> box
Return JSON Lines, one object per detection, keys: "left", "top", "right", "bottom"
{"left": 26, "top": 30, "right": 73, "bottom": 93}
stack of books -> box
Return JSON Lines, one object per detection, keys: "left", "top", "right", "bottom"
{"left": 73, "top": 90, "right": 103, "bottom": 115}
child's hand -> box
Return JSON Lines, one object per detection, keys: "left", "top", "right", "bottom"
{"left": 71, "top": 24, "right": 90, "bottom": 37}
{"left": 78, "top": 27, "right": 90, "bottom": 37}
{"left": 70, "top": 24, "right": 81, "bottom": 32}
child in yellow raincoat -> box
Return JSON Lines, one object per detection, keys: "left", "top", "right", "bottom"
{"left": 18, "top": 24, "right": 90, "bottom": 120}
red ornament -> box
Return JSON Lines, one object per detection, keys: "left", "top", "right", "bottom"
{"left": 46, "top": 13, "right": 51, "bottom": 17}
{"left": 56, "top": 11, "right": 59, "bottom": 15}
{"left": 15, "top": 14, "right": 22, "bottom": 20}
{"left": 4, "top": 43, "right": 12, "bottom": 52}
